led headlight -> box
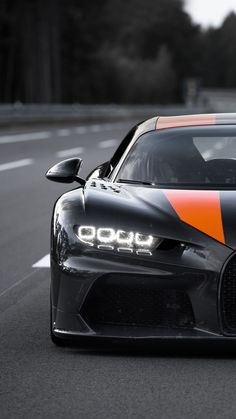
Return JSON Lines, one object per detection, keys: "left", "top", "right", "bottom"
{"left": 117, "top": 230, "right": 134, "bottom": 246}
{"left": 78, "top": 226, "right": 96, "bottom": 246}
{"left": 135, "top": 233, "right": 153, "bottom": 247}
{"left": 97, "top": 228, "right": 116, "bottom": 243}
{"left": 76, "top": 226, "right": 161, "bottom": 256}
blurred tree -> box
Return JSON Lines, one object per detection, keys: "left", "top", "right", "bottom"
{"left": 0, "top": 0, "right": 235, "bottom": 103}
{"left": 102, "top": 0, "right": 200, "bottom": 100}
{"left": 61, "top": 0, "right": 107, "bottom": 103}
{"left": 199, "top": 12, "right": 236, "bottom": 89}
{"left": 0, "top": 0, "right": 62, "bottom": 103}
{"left": 93, "top": 44, "right": 176, "bottom": 103}
{"left": 218, "top": 13, "right": 236, "bottom": 87}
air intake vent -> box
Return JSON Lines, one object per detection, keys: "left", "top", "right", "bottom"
{"left": 221, "top": 254, "right": 236, "bottom": 335}
{"left": 81, "top": 274, "right": 195, "bottom": 330}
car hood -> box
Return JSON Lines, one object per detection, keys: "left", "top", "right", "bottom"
{"left": 83, "top": 181, "right": 236, "bottom": 249}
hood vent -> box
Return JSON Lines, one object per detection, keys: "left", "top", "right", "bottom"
{"left": 89, "top": 181, "right": 120, "bottom": 193}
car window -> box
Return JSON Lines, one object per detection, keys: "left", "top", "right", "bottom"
{"left": 116, "top": 125, "right": 236, "bottom": 188}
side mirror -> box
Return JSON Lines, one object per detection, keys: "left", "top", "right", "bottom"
{"left": 46, "top": 158, "right": 85, "bottom": 185}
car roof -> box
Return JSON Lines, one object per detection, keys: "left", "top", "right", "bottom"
{"left": 154, "top": 113, "right": 236, "bottom": 131}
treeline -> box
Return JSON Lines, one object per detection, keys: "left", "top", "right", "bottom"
{"left": 0, "top": 0, "right": 236, "bottom": 104}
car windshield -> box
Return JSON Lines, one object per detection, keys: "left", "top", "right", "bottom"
{"left": 116, "top": 125, "right": 236, "bottom": 189}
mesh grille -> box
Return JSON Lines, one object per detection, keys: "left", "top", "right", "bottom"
{"left": 221, "top": 255, "right": 236, "bottom": 334}
{"left": 81, "top": 275, "right": 195, "bottom": 330}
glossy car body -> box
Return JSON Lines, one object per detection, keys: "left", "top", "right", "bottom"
{"left": 48, "top": 113, "right": 236, "bottom": 345}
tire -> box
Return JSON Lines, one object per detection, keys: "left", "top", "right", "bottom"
{"left": 50, "top": 295, "right": 66, "bottom": 347}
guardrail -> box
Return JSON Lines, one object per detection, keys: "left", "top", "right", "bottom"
{"left": 199, "top": 89, "right": 236, "bottom": 112}
{"left": 0, "top": 104, "right": 209, "bottom": 127}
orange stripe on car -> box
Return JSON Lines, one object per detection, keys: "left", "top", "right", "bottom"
{"left": 156, "top": 114, "right": 216, "bottom": 130}
{"left": 163, "top": 189, "right": 225, "bottom": 244}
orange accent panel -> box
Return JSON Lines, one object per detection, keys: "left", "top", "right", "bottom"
{"left": 163, "top": 189, "right": 225, "bottom": 244}
{"left": 156, "top": 114, "right": 216, "bottom": 130}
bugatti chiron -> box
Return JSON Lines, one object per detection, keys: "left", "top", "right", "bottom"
{"left": 46, "top": 113, "right": 236, "bottom": 346}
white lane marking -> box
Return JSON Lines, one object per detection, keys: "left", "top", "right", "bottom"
{"left": 32, "top": 254, "right": 50, "bottom": 268}
{"left": 103, "top": 124, "right": 114, "bottom": 130}
{"left": 75, "top": 126, "right": 88, "bottom": 134}
{"left": 0, "top": 270, "right": 37, "bottom": 299}
{"left": 56, "top": 146, "right": 85, "bottom": 158}
{"left": 74, "top": 123, "right": 125, "bottom": 135}
{"left": 57, "top": 129, "right": 71, "bottom": 137}
{"left": 91, "top": 124, "right": 102, "bottom": 133}
{"left": 98, "top": 139, "right": 119, "bottom": 148}
{"left": 0, "top": 131, "right": 51, "bottom": 144}
{"left": 0, "top": 158, "right": 34, "bottom": 172}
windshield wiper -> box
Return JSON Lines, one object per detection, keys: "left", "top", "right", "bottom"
{"left": 117, "top": 179, "right": 154, "bottom": 185}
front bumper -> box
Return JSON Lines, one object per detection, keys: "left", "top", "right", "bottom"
{"left": 51, "top": 243, "right": 236, "bottom": 341}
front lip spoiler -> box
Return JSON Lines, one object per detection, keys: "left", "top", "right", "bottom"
{"left": 53, "top": 327, "right": 223, "bottom": 340}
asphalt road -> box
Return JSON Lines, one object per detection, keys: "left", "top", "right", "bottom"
{"left": 1, "top": 119, "right": 236, "bottom": 419}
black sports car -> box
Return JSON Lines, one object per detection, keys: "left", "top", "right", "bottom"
{"left": 47, "top": 113, "right": 236, "bottom": 346}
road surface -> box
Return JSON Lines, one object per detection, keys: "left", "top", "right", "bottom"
{"left": 1, "top": 119, "right": 236, "bottom": 419}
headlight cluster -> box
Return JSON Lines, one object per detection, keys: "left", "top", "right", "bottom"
{"left": 76, "top": 225, "right": 161, "bottom": 256}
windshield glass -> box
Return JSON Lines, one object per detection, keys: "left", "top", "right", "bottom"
{"left": 116, "top": 126, "right": 236, "bottom": 189}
